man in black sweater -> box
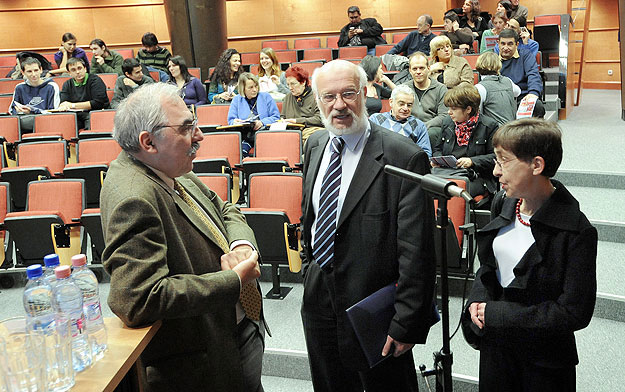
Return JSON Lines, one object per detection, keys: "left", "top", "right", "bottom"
{"left": 59, "top": 57, "right": 109, "bottom": 129}
{"left": 338, "top": 6, "right": 386, "bottom": 55}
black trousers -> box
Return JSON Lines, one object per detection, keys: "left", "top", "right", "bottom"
{"left": 479, "top": 340, "right": 576, "bottom": 392}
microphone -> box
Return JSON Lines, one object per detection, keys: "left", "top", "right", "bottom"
{"left": 384, "top": 165, "right": 474, "bottom": 203}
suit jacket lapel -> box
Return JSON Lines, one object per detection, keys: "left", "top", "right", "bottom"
{"left": 337, "top": 126, "right": 383, "bottom": 228}
{"left": 304, "top": 132, "right": 329, "bottom": 218}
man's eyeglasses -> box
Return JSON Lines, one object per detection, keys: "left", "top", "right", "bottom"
{"left": 319, "top": 90, "right": 361, "bottom": 105}
{"left": 156, "top": 119, "right": 198, "bottom": 136}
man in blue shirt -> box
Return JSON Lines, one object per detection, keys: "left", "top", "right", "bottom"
{"left": 494, "top": 18, "right": 539, "bottom": 58}
{"left": 498, "top": 29, "right": 545, "bottom": 118}
{"left": 387, "top": 15, "right": 436, "bottom": 56}
{"left": 369, "top": 84, "right": 432, "bottom": 156}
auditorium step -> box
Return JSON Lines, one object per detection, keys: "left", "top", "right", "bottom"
{"left": 259, "top": 281, "right": 625, "bottom": 392}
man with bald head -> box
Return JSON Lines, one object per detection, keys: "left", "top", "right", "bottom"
{"left": 300, "top": 59, "right": 437, "bottom": 391}
{"left": 387, "top": 14, "right": 436, "bottom": 56}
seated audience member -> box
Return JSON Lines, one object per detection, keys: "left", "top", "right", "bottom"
{"left": 227, "top": 73, "right": 280, "bottom": 156}
{"left": 338, "top": 5, "right": 386, "bottom": 56}
{"left": 495, "top": 0, "right": 514, "bottom": 20}
{"left": 494, "top": 18, "right": 539, "bottom": 58}
{"left": 51, "top": 32, "right": 90, "bottom": 75}
{"left": 89, "top": 39, "right": 124, "bottom": 75}
{"left": 9, "top": 57, "right": 60, "bottom": 132}
{"left": 441, "top": 12, "right": 474, "bottom": 54}
{"left": 208, "top": 49, "right": 242, "bottom": 104}
{"left": 258, "top": 48, "right": 289, "bottom": 101}
{"left": 281, "top": 65, "right": 323, "bottom": 143}
{"left": 6, "top": 52, "right": 53, "bottom": 79}
{"left": 432, "top": 85, "right": 498, "bottom": 197}
{"left": 359, "top": 55, "right": 396, "bottom": 115}
{"left": 480, "top": 12, "right": 507, "bottom": 53}
{"left": 475, "top": 51, "right": 520, "bottom": 126}
{"left": 508, "top": 0, "right": 528, "bottom": 20}
{"left": 136, "top": 32, "right": 172, "bottom": 73}
{"left": 459, "top": 0, "right": 490, "bottom": 42}
{"left": 429, "top": 35, "right": 473, "bottom": 89}
{"left": 369, "top": 84, "right": 432, "bottom": 156}
{"left": 111, "top": 58, "right": 154, "bottom": 109}
{"left": 498, "top": 29, "right": 545, "bottom": 118}
{"left": 167, "top": 56, "right": 207, "bottom": 107}
{"left": 462, "top": 119, "right": 596, "bottom": 392}
{"left": 58, "top": 57, "right": 109, "bottom": 129}
{"left": 403, "top": 52, "right": 448, "bottom": 146}
{"left": 387, "top": 14, "right": 436, "bottom": 56}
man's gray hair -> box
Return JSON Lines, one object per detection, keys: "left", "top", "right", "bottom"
{"left": 311, "top": 60, "right": 367, "bottom": 97}
{"left": 421, "top": 14, "right": 433, "bottom": 26}
{"left": 390, "top": 84, "right": 415, "bottom": 101}
{"left": 113, "top": 83, "right": 182, "bottom": 153}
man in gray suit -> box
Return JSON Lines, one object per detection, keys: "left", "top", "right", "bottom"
{"left": 100, "top": 82, "right": 265, "bottom": 392}
{"left": 300, "top": 60, "right": 437, "bottom": 392}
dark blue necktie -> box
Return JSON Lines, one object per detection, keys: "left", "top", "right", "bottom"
{"left": 313, "top": 137, "right": 345, "bottom": 270}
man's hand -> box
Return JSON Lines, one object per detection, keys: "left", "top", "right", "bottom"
{"left": 253, "top": 120, "right": 263, "bottom": 131}
{"left": 456, "top": 157, "right": 473, "bottom": 168}
{"left": 221, "top": 249, "right": 260, "bottom": 286}
{"left": 220, "top": 245, "right": 253, "bottom": 270}
{"left": 95, "top": 56, "right": 105, "bottom": 65}
{"left": 469, "top": 302, "right": 486, "bottom": 329}
{"left": 382, "top": 336, "right": 414, "bottom": 357}
{"left": 283, "top": 118, "right": 297, "bottom": 124}
{"left": 123, "top": 77, "right": 138, "bottom": 87}
{"left": 57, "top": 101, "right": 73, "bottom": 111}
{"left": 526, "top": 93, "right": 539, "bottom": 102}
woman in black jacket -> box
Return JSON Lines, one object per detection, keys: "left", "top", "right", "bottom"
{"left": 461, "top": 118, "right": 597, "bottom": 392}
{"left": 431, "top": 85, "right": 498, "bottom": 197}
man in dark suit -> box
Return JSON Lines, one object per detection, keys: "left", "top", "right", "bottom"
{"left": 300, "top": 59, "right": 437, "bottom": 392}
{"left": 100, "top": 82, "right": 265, "bottom": 392}
{"left": 338, "top": 6, "right": 386, "bottom": 55}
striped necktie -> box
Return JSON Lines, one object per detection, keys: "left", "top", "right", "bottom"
{"left": 174, "top": 180, "right": 262, "bottom": 321}
{"left": 313, "top": 137, "right": 345, "bottom": 271}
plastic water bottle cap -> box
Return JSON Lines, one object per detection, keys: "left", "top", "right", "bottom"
{"left": 54, "top": 265, "right": 71, "bottom": 279}
{"left": 44, "top": 254, "right": 60, "bottom": 268}
{"left": 71, "top": 254, "right": 87, "bottom": 267}
{"left": 26, "top": 264, "right": 43, "bottom": 279}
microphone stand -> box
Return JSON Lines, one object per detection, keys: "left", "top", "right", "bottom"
{"left": 384, "top": 165, "right": 473, "bottom": 392}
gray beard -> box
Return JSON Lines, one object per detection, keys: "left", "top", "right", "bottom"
{"left": 320, "top": 107, "right": 369, "bottom": 136}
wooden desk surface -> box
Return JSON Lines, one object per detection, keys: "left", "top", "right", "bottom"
{"left": 72, "top": 317, "right": 161, "bottom": 392}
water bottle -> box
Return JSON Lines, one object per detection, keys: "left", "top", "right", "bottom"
{"left": 71, "top": 254, "right": 107, "bottom": 360}
{"left": 23, "top": 264, "right": 56, "bottom": 332}
{"left": 43, "top": 253, "right": 61, "bottom": 287}
{"left": 51, "top": 265, "right": 92, "bottom": 372}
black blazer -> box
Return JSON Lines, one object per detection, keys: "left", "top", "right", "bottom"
{"left": 300, "top": 123, "right": 437, "bottom": 370}
{"left": 338, "top": 18, "right": 386, "bottom": 49}
{"left": 433, "top": 114, "right": 498, "bottom": 193}
{"left": 461, "top": 182, "right": 597, "bottom": 368}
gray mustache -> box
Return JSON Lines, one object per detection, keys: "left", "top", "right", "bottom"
{"left": 187, "top": 142, "right": 200, "bottom": 156}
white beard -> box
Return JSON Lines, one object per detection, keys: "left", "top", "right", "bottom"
{"left": 320, "top": 103, "right": 369, "bottom": 136}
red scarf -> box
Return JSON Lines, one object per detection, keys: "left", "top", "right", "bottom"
{"left": 455, "top": 113, "right": 480, "bottom": 146}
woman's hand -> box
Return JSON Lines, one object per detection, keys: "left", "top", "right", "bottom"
{"left": 219, "top": 92, "right": 232, "bottom": 101}
{"left": 253, "top": 120, "right": 263, "bottom": 131}
{"left": 469, "top": 302, "right": 486, "bottom": 329}
{"left": 457, "top": 157, "right": 473, "bottom": 168}
{"left": 269, "top": 75, "right": 280, "bottom": 84}
{"left": 59, "top": 46, "right": 67, "bottom": 54}
{"left": 430, "top": 160, "right": 440, "bottom": 168}
{"left": 233, "top": 118, "right": 244, "bottom": 124}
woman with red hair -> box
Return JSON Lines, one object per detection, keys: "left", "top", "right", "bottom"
{"left": 281, "top": 65, "right": 322, "bottom": 142}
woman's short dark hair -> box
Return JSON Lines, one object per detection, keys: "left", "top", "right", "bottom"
{"left": 359, "top": 55, "right": 381, "bottom": 82}
{"left": 167, "top": 55, "right": 192, "bottom": 82}
{"left": 285, "top": 65, "right": 310, "bottom": 85}
{"left": 211, "top": 48, "right": 242, "bottom": 85}
{"left": 493, "top": 118, "right": 563, "bottom": 177}
{"left": 443, "top": 85, "right": 481, "bottom": 116}
{"left": 62, "top": 33, "right": 76, "bottom": 42}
